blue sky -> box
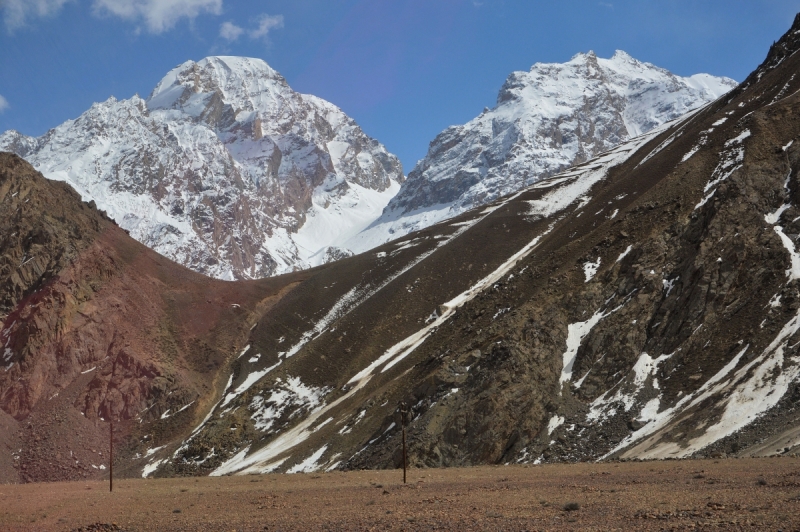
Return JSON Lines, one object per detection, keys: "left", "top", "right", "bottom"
{"left": 0, "top": 1, "right": 797, "bottom": 172}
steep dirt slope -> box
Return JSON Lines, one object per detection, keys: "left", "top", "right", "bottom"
{"left": 132, "top": 14, "right": 800, "bottom": 478}
{"left": 0, "top": 154, "right": 307, "bottom": 482}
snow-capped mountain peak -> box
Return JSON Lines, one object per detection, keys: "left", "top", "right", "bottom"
{"left": 148, "top": 56, "right": 287, "bottom": 117}
{"left": 1, "top": 51, "right": 736, "bottom": 280}
{"left": 344, "top": 50, "right": 737, "bottom": 254}
{"left": 1, "top": 56, "right": 404, "bottom": 280}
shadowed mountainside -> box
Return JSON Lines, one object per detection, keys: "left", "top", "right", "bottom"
{"left": 154, "top": 13, "right": 800, "bottom": 476}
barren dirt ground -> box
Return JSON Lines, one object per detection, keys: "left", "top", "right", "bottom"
{"left": 0, "top": 458, "right": 799, "bottom": 531}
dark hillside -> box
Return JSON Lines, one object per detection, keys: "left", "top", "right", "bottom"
{"left": 128, "top": 13, "right": 800, "bottom": 477}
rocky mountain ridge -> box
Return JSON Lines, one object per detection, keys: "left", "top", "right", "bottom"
{"left": 2, "top": 53, "right": 736, "bottom": 277}
{"left": 0, "top": 56, "right": 403, "bottom": 280}
{"left": 140, "top": 15, "right": 800, "bottom": 477}
{"left": 3, "top": 16, "right": 800, "bottom": 484}
{"left": 0, "top": 151, "right": 314, "bottom": 483}
{"left": 346, "top": 50, "right": 737, "bottom": 253}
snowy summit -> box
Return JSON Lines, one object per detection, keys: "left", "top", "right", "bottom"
{"left": 0, "top": 52, "right": 735, "bottom": 279}
{"left": 345, "top": 50, "right": 736, "bottom": 253}
{"left": 0, "top": 56, "right": 403, "bottom": 280}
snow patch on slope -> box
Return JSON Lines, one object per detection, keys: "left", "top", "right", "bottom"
{"left": 589, "top": 352, "right": 673, "bottom": 426}
{"left": 287, "top": 445, "right": 328, "bottom": 474}
{"left": 694, "top": 130, "right": 750, "bottom": 210}
{"left": 583, "top": 258, "right": 601, "bottom": 282}
{"left": 250, "top": 377, "right": 328, "bottom": 432}
{"left": 609, "top": 290, "right": 800, "bottom": 460}
{"left": 561, "top": 309, "right": 612, "bottom": 387}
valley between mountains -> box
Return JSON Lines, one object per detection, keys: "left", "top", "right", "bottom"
{"left": 2, "top": 14, "right": 800, "bottom": 486}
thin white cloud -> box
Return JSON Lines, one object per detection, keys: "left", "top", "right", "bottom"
{"left": 218, "top": 14, "right": 283, "bottom": 44}
{"left": 598, "top": 2, "right": 614, "bottom": 8}
{"left": 0, "top": 95, "right": 8, "bottom": 113}
{"left": 2, "top": 0, "right": 72, "bottom": 31}
{"left": 219, "top": 20, "right": 243, "bottom": 41}
{"left": 91, "top": 0, "right": 222, "bottom": 33}
{"left": 249, "top": 13, "right": 283, "bottom": 40}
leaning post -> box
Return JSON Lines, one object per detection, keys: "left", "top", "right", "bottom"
{"left": 109, "top": 359, "right": 115, "bottom": 493}
{"left": 399, "top": 402, "right": 408, "bottom": 484}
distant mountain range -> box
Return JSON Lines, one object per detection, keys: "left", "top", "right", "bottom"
{"left": 1, "top": 53, "right": 735, "bottom": 277}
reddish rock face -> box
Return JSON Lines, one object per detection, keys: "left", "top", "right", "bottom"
{"left": 0, "top": 153, "right": 304, "bottom": 482}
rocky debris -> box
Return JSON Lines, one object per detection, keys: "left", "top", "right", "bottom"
{"left": 70, "top": 524, "right": 125, "bottom": 532}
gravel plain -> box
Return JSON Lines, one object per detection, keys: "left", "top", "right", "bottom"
{"left": 1, "top": 457, "right": 799, "bottom": 531}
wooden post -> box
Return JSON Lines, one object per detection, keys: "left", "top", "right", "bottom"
{"left": 400, "top": 402, "right": 408, "bottom": 484}
{"left": 109, "top": 356, "right": 116, "bottom": 492}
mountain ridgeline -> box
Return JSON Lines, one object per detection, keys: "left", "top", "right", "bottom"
{"left": 0, "top": 57, "right": 403, "bottom": 281}
{"left": 0, "top": 152, "right": 310, "bottom": 482}
{"left": 344, "top": 50, "right": 736, "bottom": 253}
{"left": 1, "top": 54, "right": 733, "bottom": 278}
{"left": 2, "top": 15, "right": 800, "bottom": 483}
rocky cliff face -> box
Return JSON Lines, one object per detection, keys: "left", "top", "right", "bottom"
{"left": 0, "top": 56, "right": 403, "bottom": 280}
{"left": 346, "top": 51, "right": 736, "bottom": 253}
